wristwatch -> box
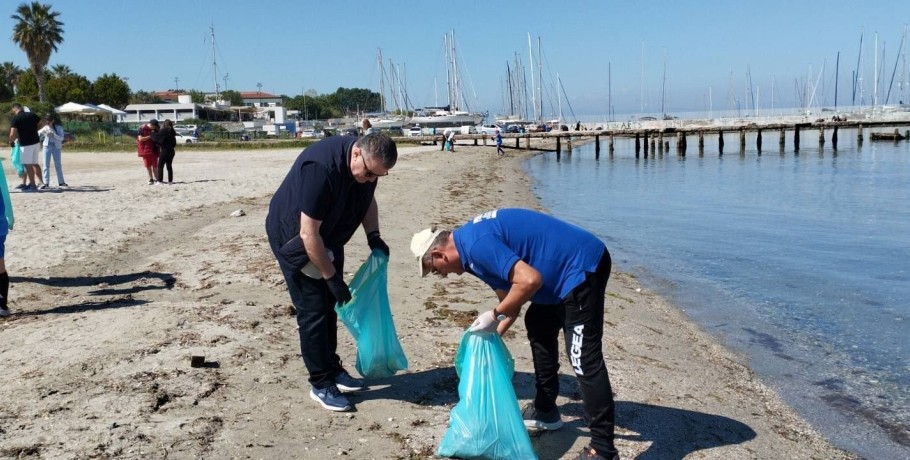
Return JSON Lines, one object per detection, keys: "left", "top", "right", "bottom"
{"left": 493, "top": 308, "right": 507, "bottom": 322}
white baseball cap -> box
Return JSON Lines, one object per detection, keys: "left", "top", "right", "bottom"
{"left": 411, "top": 228, "right": 442, "bottom": 277}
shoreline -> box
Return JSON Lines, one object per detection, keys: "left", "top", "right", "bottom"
{"left": 0, "top": 142, "right": 855, "bottom": 458}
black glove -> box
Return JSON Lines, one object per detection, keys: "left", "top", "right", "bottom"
{"left": 326, "top": 272, "right": 352, "bottom": 303}
{"left": 8, "top": 141, "right": 14, "bottom": 148}
{"left": 367, "top": 231, "right": 390, "bottom": 256}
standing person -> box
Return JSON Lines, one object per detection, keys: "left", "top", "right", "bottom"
{"left": 151, "top": 119, "right": 177, "bottom": 184}
{"left": 38, "top": 112, "right": 67, "bottom": 188}
{"left": 136, "top": 119, "right": 160, "bottom": 184}
{"left": 8, "top": 103, "right": 42, "bottom": 191}
{"left": 265, "top": 133, "right": 397, "bottom": 412}
{"left": 495, "top": 128, "right": 505, "bottom": 156}
{"left": 446, "top": 128, "right": 456, "bottom": 152}
{"left": 411, "top": 208, "right": 620, "bottom": 460}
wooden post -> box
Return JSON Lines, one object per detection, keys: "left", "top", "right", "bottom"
{"left": 779, "top": 128, "right": 786, "bottom": 146}
{"left": 595, "top": 135, "right": 600, "bottom": 158}
{"left": 635, "top": 133, "right": 640, "bottom": 157}
{"left": 739, "top": 128, "right": 746, "bottom": 149}
{"left": 698, "top": 131, "right": 704, "bottom": 148}
{"left": 515, "top": 136, "right": 520, "bottom": 149}
{"left": 819, "top": 126, "right": 825, "bottom": 145}
{"left": 676, "top": 132, "right": 683, "bottom": 154}
{"left": 832, "top": 126, "right": 838, "bottom": 150}
{"left": 658, "top": 133, "right": 664, "bottom": 153}
{"left": 643, "top": 131, "right": 650, "bottom": 155}
{"left": 718, "top": 130, "right": 724, "bottom": 155}
{"left": 756, "top": 129, "right": 762, "bottom": 153}
{"left": 857, "top": 123, "right": 863, "bottom": 143}
{"left": 794, "top": 125, "right": 800, "bottom": 151}
{"left": 609, "top": 134, "right": 615, "bottom": 156}
{"left": 525, "top": 134, "right": 530, "bottom": 150}
{"left": 556, "top": 135, "right": 561, "bottom": 154}
{"left": 567, "top": 136, "right": 573, "bottom": 152}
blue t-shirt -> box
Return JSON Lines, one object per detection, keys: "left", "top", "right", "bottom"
{"left": 453, "top": 208, "right": 606, "bottom": 304}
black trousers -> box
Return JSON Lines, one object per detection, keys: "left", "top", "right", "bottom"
{"left": 272, "top": 241, "right": 347, "bottom": 389}
{"left": 157, "top": 148, "right": 175, "bottom": 182}
{"left": 524, "top": 248, "right": 617, "bottom": 456}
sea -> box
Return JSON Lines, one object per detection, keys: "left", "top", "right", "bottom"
{"left": 523, "top": 127, "right": 910, "bottom": 459}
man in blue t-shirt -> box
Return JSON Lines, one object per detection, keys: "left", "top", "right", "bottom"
{"left": 266, "top": 133, "right": 397, "bottom": 412}
{"left": 411, "top": 208, "right": 618, "bottom": 460}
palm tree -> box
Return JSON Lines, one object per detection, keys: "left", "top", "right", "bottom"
{"left": 50, "top": 63, "right": 71, "bottom": 78}
{"left": 0, "top": 61, "right": 22, "bottom": 96}
{"left": 11, "top": 2, "right": 64, "bottom": 103}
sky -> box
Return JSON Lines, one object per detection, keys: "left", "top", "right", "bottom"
{"left": 2, "top": 1, "right": 908, "bottom": 119}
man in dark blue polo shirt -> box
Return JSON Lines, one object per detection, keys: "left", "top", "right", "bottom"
{"left": 266, "top": 133, "right": 397, "bottom": 412}
{"left": 411, "top": 208, "right": 619, "bottom": 460}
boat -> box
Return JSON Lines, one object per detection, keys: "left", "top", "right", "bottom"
{"left": 409, "top": 30, "right": 484, "bottom": 130}
{"left": 409, "top": 106, "right": 483, "bottom": 128}
{"left": 367, "top": 49, "right": 408, "bottom": 130}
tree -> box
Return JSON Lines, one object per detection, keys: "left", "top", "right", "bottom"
{"left": 219, "top": 89, "right": 244, "bottom": 106}
{"left": 188, "top": 89, "right": 206, "bottom": 103}
{"left": 11, "top": 2, "right": 64, "bottom": 103}
{"left": 45, "top": 72, "right": 91, "bottom": 105}
{"left": 49, "top": 63, "right": 71, "bottom": 78}
{"left": 92, "top": 73, "right": 130, "bottom": 107}
{"left": 0, "top": 62, "right": 22, "bottom": 97}
{"left": 130, "top": 90, "right": 162, "bottom": 104}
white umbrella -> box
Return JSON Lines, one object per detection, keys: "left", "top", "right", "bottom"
{"left": 55, "top": 102, "right": 106, "bottom": 115}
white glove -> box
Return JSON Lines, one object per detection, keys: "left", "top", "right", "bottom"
{"left": 469, "top": 310, "right": 499, "bottom": 333}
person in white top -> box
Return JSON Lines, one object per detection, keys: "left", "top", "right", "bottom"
{"left": 37, "top": 112, "right": 67, "bottom": 189}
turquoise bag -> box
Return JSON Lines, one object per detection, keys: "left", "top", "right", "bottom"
{"left": 335, "top": 250, "right": 408, "bottom": 378}
{"left": 0, "top": 157, "right": 14, "bottom": 231}
{"left": 437, "top": 331, "right": 538, "bottom": 459}
{"left": 10, "top": 143, "right": 25, "bottom": 177}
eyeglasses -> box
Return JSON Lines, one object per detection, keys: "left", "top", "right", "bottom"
{"left": 360, "top": 152, "right": 388, "bottom": 178}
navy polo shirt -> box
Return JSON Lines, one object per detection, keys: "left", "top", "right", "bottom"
{"left": 265, "top": 136, "right": 376, "bottom": 271}
{"left": 453, "top": 208, "right": 606, "bottom": 304}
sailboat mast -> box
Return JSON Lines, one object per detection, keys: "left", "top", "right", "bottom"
{"left": 377, "top": 49, "right": 385, "bottom": 114}
{"left": 444, "top": 33, "right": 452, "bottom": 109}
{"left": 451, "top": 30, "right": 461, "bottom": 111}
{"left": 528, "top": 33, "right": 537, "bottom": 122}
{"left": 211, "top": 25, "right": 219, "bottom": 100}
{"left": 835, "top": 51, "right": 840, "bottom": 111}
{"left": 537, "top": 36, "right": 543, "bottom": 122}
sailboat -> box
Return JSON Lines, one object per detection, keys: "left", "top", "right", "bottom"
{"left": 367, "top": 49, "right": 407, "bottom": 130}
{"left": 409, "top": 30, "right": 485, "bottom": 129}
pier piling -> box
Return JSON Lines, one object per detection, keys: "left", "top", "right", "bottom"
{"left": 794, "top": 126, "right": 800, "bottom": 151}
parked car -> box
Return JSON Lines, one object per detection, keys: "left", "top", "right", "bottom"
{"left": 407, "top": 126, "right": 423, "bottom": 137}
{"left": 175, "top": 133, "right": 198, "bottom": 143}
{"left": 504, "top": 124, "right": 524, "bottom": 134}
{"left": 478, "top": 124, "right": 502, "bottom": 135}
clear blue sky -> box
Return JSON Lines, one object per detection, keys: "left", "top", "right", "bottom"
{"left": 2, "top": 1, "right": 908, "bottom": 118}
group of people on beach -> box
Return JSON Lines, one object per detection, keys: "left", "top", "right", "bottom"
{"left": 8, "top": 103, "right": 68, "bottom": 192}
{"left": 136, "top": 118, "right": 179, "bottom": 185}
{"left": 265, "top": 132, "right": 620, "bottom": 460}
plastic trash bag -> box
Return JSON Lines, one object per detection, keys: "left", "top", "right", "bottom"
{"left": 335, "top": 249, "right": 408, "bottom": 378}
{"left": 437, "top": 331, "right": 538, "bottom": 459}
{"left": 0, "top": 157, "right": 14, "bottom": 231}
{"left": 10, "top": 143, "right": 25, "bottom": 177}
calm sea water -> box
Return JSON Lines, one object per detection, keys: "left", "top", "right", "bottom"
{"left": 524, "top": 129, "right": 910, "bottom": 459}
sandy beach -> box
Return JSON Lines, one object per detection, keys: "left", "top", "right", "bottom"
{"left": 0, "top": 140, "right": 856, "bottom": 459}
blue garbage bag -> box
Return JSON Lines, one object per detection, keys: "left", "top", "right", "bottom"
{"left": 0, "top": 157, "right": 14, "bottom": 231}
{"left": 10, "top": 143, "right": 25, "bottom": 178}
{"left": 437, "top": 331, "right": 538, "bottom": 459}
{"left": 335, "top": 249, "right": 408, "bottom": 378}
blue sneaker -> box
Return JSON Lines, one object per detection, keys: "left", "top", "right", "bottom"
{"left": 334, "top": 370, "right": 366, "bottom": 392}
{"left": 309, "top": 384, "right": 352, "bottom": 412}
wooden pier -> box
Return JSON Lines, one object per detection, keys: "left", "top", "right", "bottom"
{"left": 413, "top": 119, "right": 910, "bottom": 156}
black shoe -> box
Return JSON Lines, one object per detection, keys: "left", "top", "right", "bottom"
{"left": 14, "top": 184, "right": 26, "bottom": 190}
{"left": 576, "top": 445, "right": 618, "bottom": 460}
{"left": 39, "top": 184, "right": 49, "bottom": 190}
{"left": 148, "top": 179, "right": 155, "bottom": 185}
{"left": 59, "top": 183, "right": 68, "bottom": 187}
{"left": 522, "top": 402, "right": 564, "bottom": 430}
